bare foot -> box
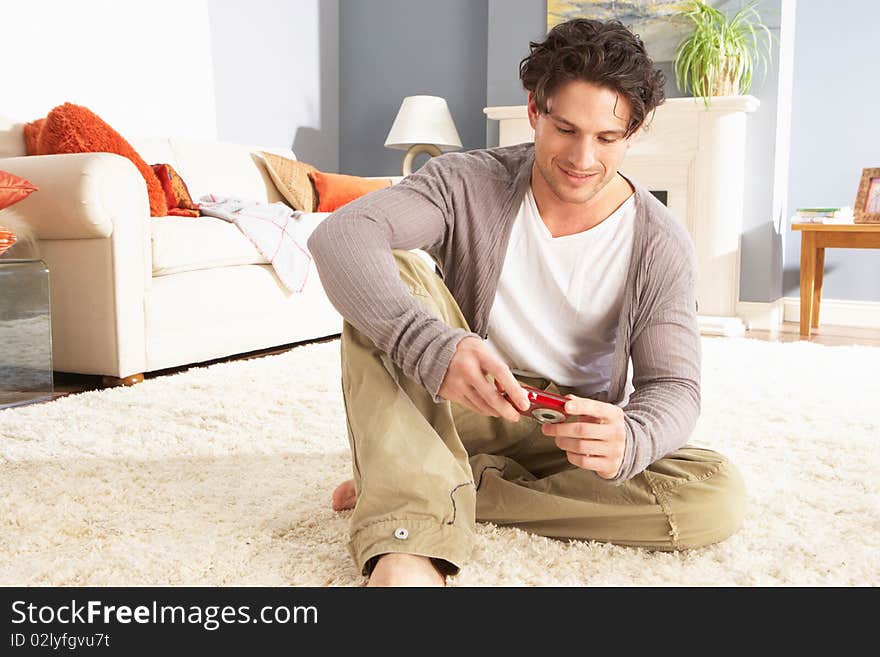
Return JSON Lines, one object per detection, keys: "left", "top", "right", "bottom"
{"left": 331, "top": 479, "right": 356, "bottom": 511}
{"left": 367, "top": 553, "right": 446, "bottom": 587}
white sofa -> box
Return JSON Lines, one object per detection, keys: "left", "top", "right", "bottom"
{"left": 0, "top": 129, "right": 407, "bottom": 384}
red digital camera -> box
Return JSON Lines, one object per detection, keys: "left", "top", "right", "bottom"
{"left": 502, "top": 384, "right": 573, "bottom": 424}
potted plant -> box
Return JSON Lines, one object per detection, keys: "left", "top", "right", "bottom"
{"left": 673, "top": 0, "right": 772, "bottom": 107}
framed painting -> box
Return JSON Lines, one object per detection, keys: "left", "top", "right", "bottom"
{"left": 547, "top": 0, "right": 697, "bottom": 62}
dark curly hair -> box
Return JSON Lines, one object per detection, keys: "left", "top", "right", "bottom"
{"left": 519, "top": 18, "right": 666, "bottom": 137}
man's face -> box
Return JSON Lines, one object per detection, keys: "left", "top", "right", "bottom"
{"left": 528, "top": 80, "right": 637, "bottom": 206}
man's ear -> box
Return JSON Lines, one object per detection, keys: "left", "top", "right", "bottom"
{"left": 527, "top": 92, "right": 539, "bottom": 130}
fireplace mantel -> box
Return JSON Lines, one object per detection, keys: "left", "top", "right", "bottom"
{"left": 485, "top": 96, "right": 760, "bottom": 336}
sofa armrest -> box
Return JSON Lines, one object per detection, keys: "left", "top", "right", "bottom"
{"left": 0, "top": 152, "right": 151, "bottom": 378}
{"left": 0, "top": 153, "right": 150, "bottom": 239}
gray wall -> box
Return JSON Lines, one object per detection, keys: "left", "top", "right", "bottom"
{"left": 339, "top": 0, "right": 488, "bottom": 176}
{"left": 209, "top": 0, "right": 339, "bottom": 171}
{"left": 486, "top": 0, "right": 548, "bottom": 147}
{"left": 784, "top": 0, "right": 880, "bottom": 301}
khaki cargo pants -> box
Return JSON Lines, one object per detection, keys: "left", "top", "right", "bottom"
{"left": 341, "top": 250, "right": 746, "bottom": 576}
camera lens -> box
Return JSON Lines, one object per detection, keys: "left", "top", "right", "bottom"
{"left": 533, "top": 409, "right": 564, "bottom": 423}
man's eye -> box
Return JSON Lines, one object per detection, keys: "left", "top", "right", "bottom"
{"left": 598, "top": 137, "right": 618, "bottom": 144}
{"left": 556, "top": 127, "right": 574, "bottom": 135}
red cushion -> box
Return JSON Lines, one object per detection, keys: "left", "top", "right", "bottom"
{"left": 308, "top": 171, "right": 392, "bottom": 212}
{"left": 151, "top": 163, "right": 178, "bottom": 210}
{"left": 151, "top": 163, "right": 199, "bottom": 216}
{"left": 0, "top": 170, "right": 38, "bottom": 211}
{"left": 24, "top": 103, "right": 168, "bottom": 217}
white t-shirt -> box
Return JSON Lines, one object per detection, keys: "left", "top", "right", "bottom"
{"left": 485, "top": 185, "right": 636, "bottom": 405}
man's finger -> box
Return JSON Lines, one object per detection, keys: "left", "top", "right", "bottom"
{"left": 473, "top": 377, "right": 521, "bottom": 422}
{"left": 542, "top": 422, "right": 617, "bottom": 440}
{"left": 497, "top": 370, "right": 530, "bottom": 412}
{"left": 486, "top": 366, "right": 529, "bottom": 412}
{"left": 562, "top": 394, "right": 619, "bottom": 421}
{"left": 565, "top": 452, "right": 611, "bottom": 472}
{"left": 553, "top": 435, "right": 611, "bottom": 456}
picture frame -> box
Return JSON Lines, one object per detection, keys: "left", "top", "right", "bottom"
{"left": 854, "top": 167, "right": 880, "bottom": 224}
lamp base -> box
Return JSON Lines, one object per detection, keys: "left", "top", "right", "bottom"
{"left": 402, "top": 144, "right": 442, "bottom": 176}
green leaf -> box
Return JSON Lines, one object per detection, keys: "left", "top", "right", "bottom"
{"left": 673, "top": 0, "right": 774, "bottom": 104}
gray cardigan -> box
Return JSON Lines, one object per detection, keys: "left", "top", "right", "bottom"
{"left": 307, "top": 142, "right": 700, "bottom": 483}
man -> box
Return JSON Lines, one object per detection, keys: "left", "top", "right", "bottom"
{"left": 307, "top": 18, "right": 746, "bottom": 587}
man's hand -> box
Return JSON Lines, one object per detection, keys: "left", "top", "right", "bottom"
{"left": 541, "top": 394, "right": 626, "bottom": 479}
{"left": 439, "top": 336, "right": 530, "bottom": 422}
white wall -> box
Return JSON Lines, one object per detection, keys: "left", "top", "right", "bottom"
{"left": 1, "top": 0, "right": 218, "bottom": 140}
{"left": 0, "top": 0, "right": 338, "bottom": 169}
{"left": 209, "top": 0, "right": 339, "bottom": 170}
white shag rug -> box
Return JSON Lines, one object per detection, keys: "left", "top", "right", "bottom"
{"left": 1, "top": 337, "right": 878, "bottom": 587}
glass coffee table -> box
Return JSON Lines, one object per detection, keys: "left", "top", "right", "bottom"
{"left": 0, "top": 258, "right": 63, "bottom": 409}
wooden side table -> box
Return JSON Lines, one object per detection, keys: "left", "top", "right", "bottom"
{"left": 792, "top": 223, "right": 880, "bottom": 336}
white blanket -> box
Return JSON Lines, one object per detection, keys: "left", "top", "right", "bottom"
{"left": 198, "top": 194, "right": 313, "bottom": 294}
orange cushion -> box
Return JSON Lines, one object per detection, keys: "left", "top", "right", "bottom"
{"left": 24, "top": 103, "right": 168, "bottom": 217}
{"left": 0, "top": 225, "right": 16, "bottom": 255}
{"left": 151, "top": 163, "right": 199, "bottom": 216}
{"left": 23, "top": 118, "right": 44, "bottom": 156}
{"left": 0, "top": 170, "right": 38, "bottom": 210}
{"left": 167, "top": 208, "right": 200, "bottom": 218}
{"left": 308, "top": 171, "right": 392, "bottom": 212}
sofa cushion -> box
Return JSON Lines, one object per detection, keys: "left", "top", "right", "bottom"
{"left": 151, "top": 215, "right": 269, "bottom": 276}
{"left": 151, "top": 207, "right": 339, "bottom": 279}
{"left": 152, "top": 163, "right": 200, "bottom": 216}
{"left": 22, "top": 119, "right": 44, "bottom": 155}
{"left": 23, "top": 103, "right": 168, "bottom": 217}
{"left": 257, "top": 151, "right": 318, "bottom": 212}
{"left": 310, "top": 170, "right": 392, "bottom": 212}
{"left": 169, "top": 138, "right": 286, "bottom": 205}
{"left": 0, "top": 169, "right": 38, "bottom": 210}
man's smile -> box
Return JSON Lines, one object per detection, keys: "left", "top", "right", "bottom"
{"left": 558, "top": 163, "right": 598, "bottom": 183}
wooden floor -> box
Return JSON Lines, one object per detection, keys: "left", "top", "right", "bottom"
{"left": 739, "top": 321, "right": 880, "bottom": 347}
{"left": 23, "top": 322, "right": 880, "bottom": 400}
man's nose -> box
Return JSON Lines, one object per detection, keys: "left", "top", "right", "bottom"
{"left": 569, "top": 137, "right": 598, "bottom": 171}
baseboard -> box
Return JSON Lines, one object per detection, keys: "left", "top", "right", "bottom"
{"left": 698, "top": 315, "right": 746, "bottom": 337}
{"left": 736, "top": 297, "right": 880, "bottom": 330}
{"left": 736, "top": 299, "right": 786, "bottom": 330}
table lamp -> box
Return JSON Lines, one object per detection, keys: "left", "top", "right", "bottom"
{"left": 384, "top": 95, "right": 462, "bottom": 175}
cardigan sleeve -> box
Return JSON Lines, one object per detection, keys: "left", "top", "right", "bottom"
{"left": 307, "top": 155, "right": 482, "bottom": 401}
{"left": 610, "top": 235, "right": 701, "bottom": 483}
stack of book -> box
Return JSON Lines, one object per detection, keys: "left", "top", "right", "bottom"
{"left": 792, "top": 207, "right": 854, "bottom": 224}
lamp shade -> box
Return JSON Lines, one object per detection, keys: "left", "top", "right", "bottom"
{"left": 384, "top": 95, "right": 462, "bottom": 152}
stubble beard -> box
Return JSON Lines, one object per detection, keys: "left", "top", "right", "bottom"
{"left": 536, "top": 157, "right": 612, "bottom": 206}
